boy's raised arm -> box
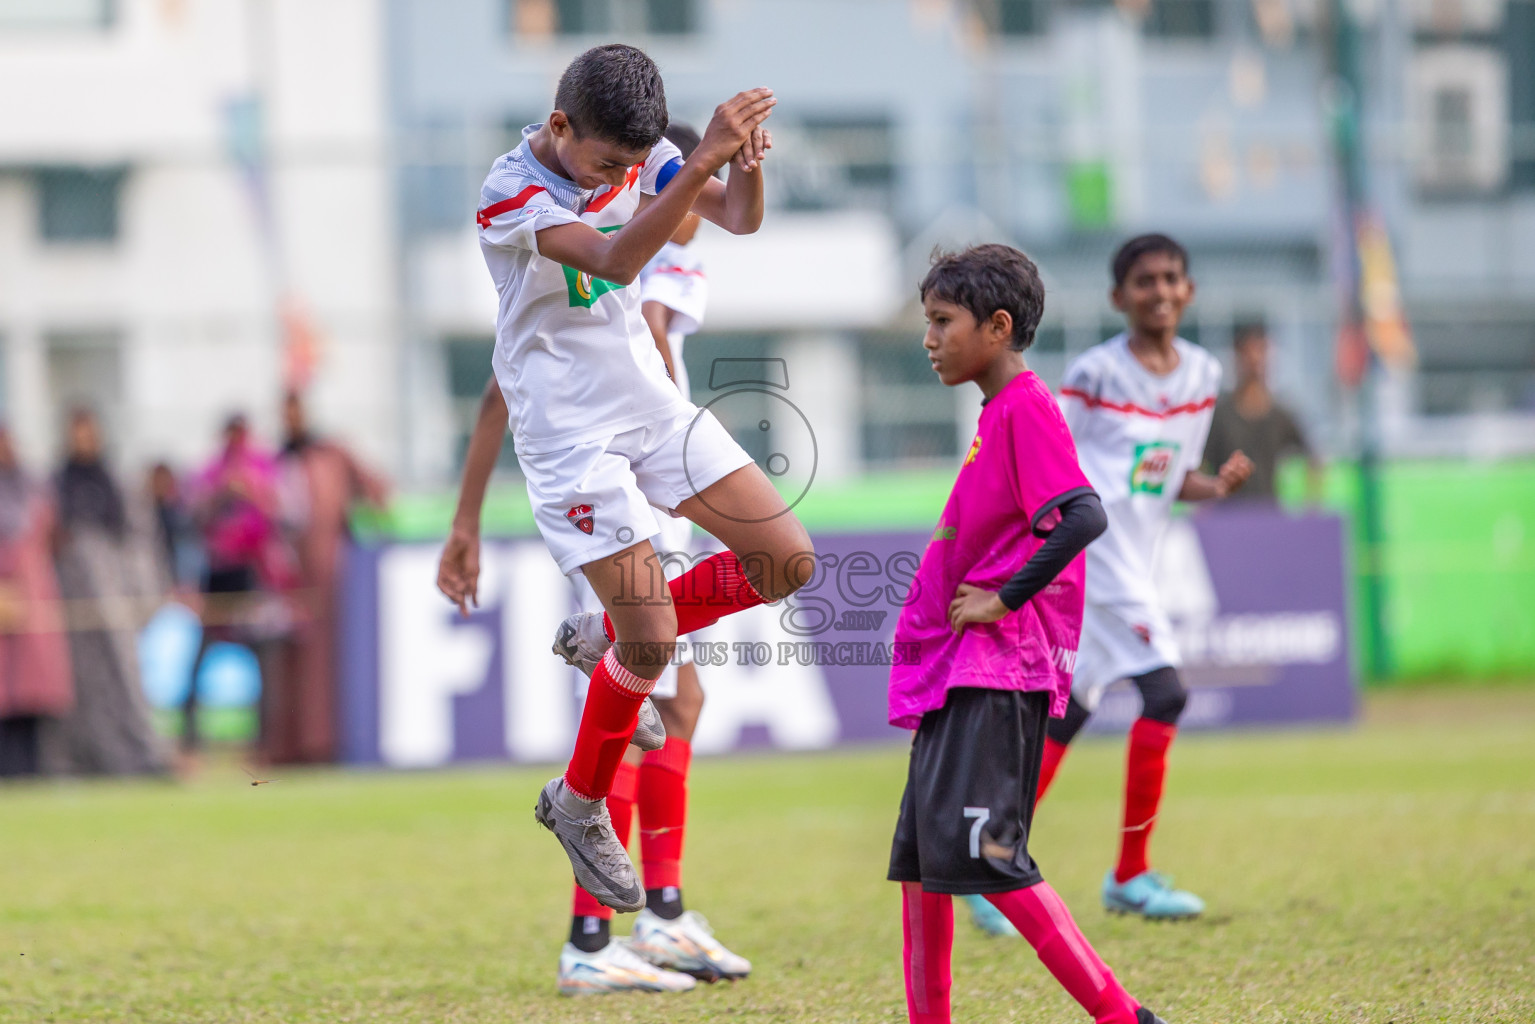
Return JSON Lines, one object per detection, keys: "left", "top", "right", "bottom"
{"left": 536, "top": 89, "right": 775, "bottom": 284}
{"left": 690, "top": 127, "right": 770, "bottom": 235}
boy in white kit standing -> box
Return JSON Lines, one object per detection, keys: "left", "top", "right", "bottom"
{"left": 1035, "top": 234, "right": 1252, "bottom": 921}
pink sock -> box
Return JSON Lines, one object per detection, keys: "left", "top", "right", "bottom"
{"left": 985, "top": 883, "right": 1140, "bottom": 1024}
{"left": 901, "top": 882, "right": 953, "bottom": 1024}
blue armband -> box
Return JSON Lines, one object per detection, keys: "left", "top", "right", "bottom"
{"left": 655, "top": 156, "right": 685, "bottom": 193}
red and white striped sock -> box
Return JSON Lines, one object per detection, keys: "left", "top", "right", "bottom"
{"left": 564, "top": 651, "right": 656, "bottom": 801}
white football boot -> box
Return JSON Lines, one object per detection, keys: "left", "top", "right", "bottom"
{"left": 555, "top": 940, "right": 698, "bottom": 996}
{"left": 627, "top": 908, "right": 752, "bottom": 981}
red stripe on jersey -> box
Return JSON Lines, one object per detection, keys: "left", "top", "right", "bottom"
{"left": 584, "top": 164, "right": 641, "bottom": 215}
{"left": 652, "top": 266, "right": 705, "bottom": 278}
{"left": 476, "top": 184, "right": 547, "bottom": 228}
{"left": 1060, "top": 388, "right": 1216, "bottom": 419}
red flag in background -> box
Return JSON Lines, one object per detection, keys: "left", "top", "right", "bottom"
{"left": 1355, "top": 213, "right": 1415, "bottom": 370}
{"left": 1335, "top": 212, "right": 1414, "bottom": 391}
{"left": 280, "top": 297, "right": 323, "bottom": 393}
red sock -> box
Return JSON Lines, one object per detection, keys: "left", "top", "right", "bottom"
{"left": 1035, "top": 736, "right": 1069, "bottom": 806}
{"left": 603, "top": 551, "right": 767, "bottom": 641}
{"left": 901, "top": 882, "right": 953, "bottom": 1024}
{"left": 571, "top": 761, "right": 639, "bottom": 919}
{"left": 638, "top": 738, "right": 691, "bottom": 891}
{"left": 1117, "top": 717, "right": 1177, "bottom": 883}
{"left": 564, "top": 650, "right": 657, "bottom": 801}
{"left": 985, "top": 884, "right": 1139, "bottom": 1024}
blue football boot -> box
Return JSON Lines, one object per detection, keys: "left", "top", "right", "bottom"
{"left": 960, "top": 894, "right": 1019, "bottom": 937}
{"left": 1101, "top": 870, "right": 1204, "bottom": 920}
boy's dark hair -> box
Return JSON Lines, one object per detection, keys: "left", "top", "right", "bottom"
{"left": 1111, "top": 233, "right": 1190, "bottom": 288}
{"left": 554, "top": 44, "right": 668, "bottom": 150}
{"left": 919, "top": 244, "right": 1045, "bottom": 352}
{"left": 663, "top": 123, "right": 701, "bottom": 160}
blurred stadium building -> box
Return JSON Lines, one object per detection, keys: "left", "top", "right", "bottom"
{"left": 0, "top": 0, "right": 399, "bottom": 469}
{"left": 1, "top": 0, "right": 1531, "bottom": 479}
{"left": 391, "top": 0, "right": 1535, "bottom": 480}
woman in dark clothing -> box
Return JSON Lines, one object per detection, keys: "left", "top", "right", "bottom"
{"left": 51, "top": 409, "right": 169, "bottom": 776}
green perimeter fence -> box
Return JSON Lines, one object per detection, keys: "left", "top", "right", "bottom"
{"left": 361, "top": 459, "right": 1535, "bottom": 684}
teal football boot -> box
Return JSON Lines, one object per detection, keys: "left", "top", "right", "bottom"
{"left": 1101, "top": 870, "right": 1204, "bottom": 920}
{"left": 960, "top": 894, "right": 1019, "bottom": 937}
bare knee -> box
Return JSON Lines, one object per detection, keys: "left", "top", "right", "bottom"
{"left": 743, "top": 524, "right": 816, "bottom": 602}
{"left": 607, "top": 603, "right": 678, "bottom": 679}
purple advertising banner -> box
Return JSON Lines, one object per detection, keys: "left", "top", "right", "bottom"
{"left": 338, "top": 509, "right": 1354, "bottom": 767}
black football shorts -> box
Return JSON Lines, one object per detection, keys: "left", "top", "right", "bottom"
{"left": 888, "top": 687, "right": 1049, "bottom": 893}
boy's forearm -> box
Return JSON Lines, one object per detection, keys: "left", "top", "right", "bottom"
{"left": 997, "top": 492, "right": 1107, "bottom": 611}
{"left": 604, "top": 161, "right": 717, "bottom": 281}
{"left": 1176, "top": 471, "right": 1222, "bottom": 503}
{"left": 720, "top": 164, "right": 765, "bottom": 234}
{"left": 452, "top": 379, "right": 508, "bottom": 533}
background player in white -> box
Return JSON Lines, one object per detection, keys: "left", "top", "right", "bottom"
{"left": 1038, "top": 234, "right": 1252, "bottom": 921}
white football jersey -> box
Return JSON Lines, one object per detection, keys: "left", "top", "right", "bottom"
{"left": 478, "top": 124, "right": 688, "bottom": 455}
{"left": 1060, "top": 334, "right": 1221, "bottom": 616}
{"left": 638, "top": 241, "right": 708, "bottom": 400}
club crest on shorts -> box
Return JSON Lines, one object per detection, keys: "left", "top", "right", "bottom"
{"left": 566, "top": 504, "right": 595, "bottom": 535}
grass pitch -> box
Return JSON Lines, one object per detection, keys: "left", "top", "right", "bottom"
{"left": 3, "top": 687, "right": 1533, "bottom": 1023}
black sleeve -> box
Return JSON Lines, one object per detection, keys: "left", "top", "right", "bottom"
{"left": 997, "top": 490, "right": 1107, "bottom": 612}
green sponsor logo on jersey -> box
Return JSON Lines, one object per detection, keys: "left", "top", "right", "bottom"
{"left": 1130, "top": 441, "right": 1180, "bottom": 495}
{"left": 563, "top": 225, "right": 624, "bottom": 308}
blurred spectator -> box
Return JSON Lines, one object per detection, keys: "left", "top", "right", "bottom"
{"left": 1204, "top": 324, "right": 1323, "bottom": 503}
{"left": 149, "top": 462, "right": 206, "bottom": 595}
{"left": 270, "top": 391, "right": 387, "bottom": 764}
{"left": 51, "top": 409, "right": 171, "bottom": 776}
{"left": 182, "top": 414, "right": 285, "bottom": 760}
{"left": 0, "top": 425, "right": 73, "bottom": 777}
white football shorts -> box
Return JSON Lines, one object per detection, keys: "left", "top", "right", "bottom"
{"left": 1069, "top": 602, "right": 1182, "bottom": 711}
{"left": 522, "top": 405, "right": 751, "bottom": 578}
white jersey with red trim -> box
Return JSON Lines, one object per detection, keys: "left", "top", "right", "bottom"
{"left": 638, "top": 241, "right": 707, "bottom": 399}
{"left": 477, "top": 124, "right": 687, "bottom": 455}
{"left": 1060, "top": 333, "right": 1221, "bottom": 615}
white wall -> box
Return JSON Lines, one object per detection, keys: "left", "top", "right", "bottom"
{"left": 0, "top": 0, "right": 397, "bottom": 476}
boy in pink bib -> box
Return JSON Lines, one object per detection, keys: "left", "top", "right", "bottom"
{"left": 887, "top": 245, "right": 1169, "bottom": 1024}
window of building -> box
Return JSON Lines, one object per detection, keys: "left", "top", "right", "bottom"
{"left": 973, "top": 0, "right": 1047, "bottom": 36}
{"left": 778, "top": 116, "right": 896, "bottom": 214}
{"left": 680, "top": 333, "right": 777, "bottom": 467}
{"left": 859, "top": 333, "right": 961, "bottom": 467}
{"left": 46, "top": 331, "right": 123, "bottom": 456}
{"left": 0, "top": 0, "right": 113, "bottom": 30}
{"left": 1411, "top": 45, "right": 1508, "bottom": 194}
{"left": 36, "top": 167, "right": 125, "bottom": 244}
{"left": 645, "top": 0, "right": 696, "bottom": 33}
{"left": 1143, "top": 0, "right": 1215, "bottom": 39}
{"left": 513, "top": 0, "right": 697, "bottom": 36}
{"left": 1505, "top": 0, "right": 1534, "bottom": 190}
{"left": 446, "top": 337, "right": 519, "bottom": 474}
